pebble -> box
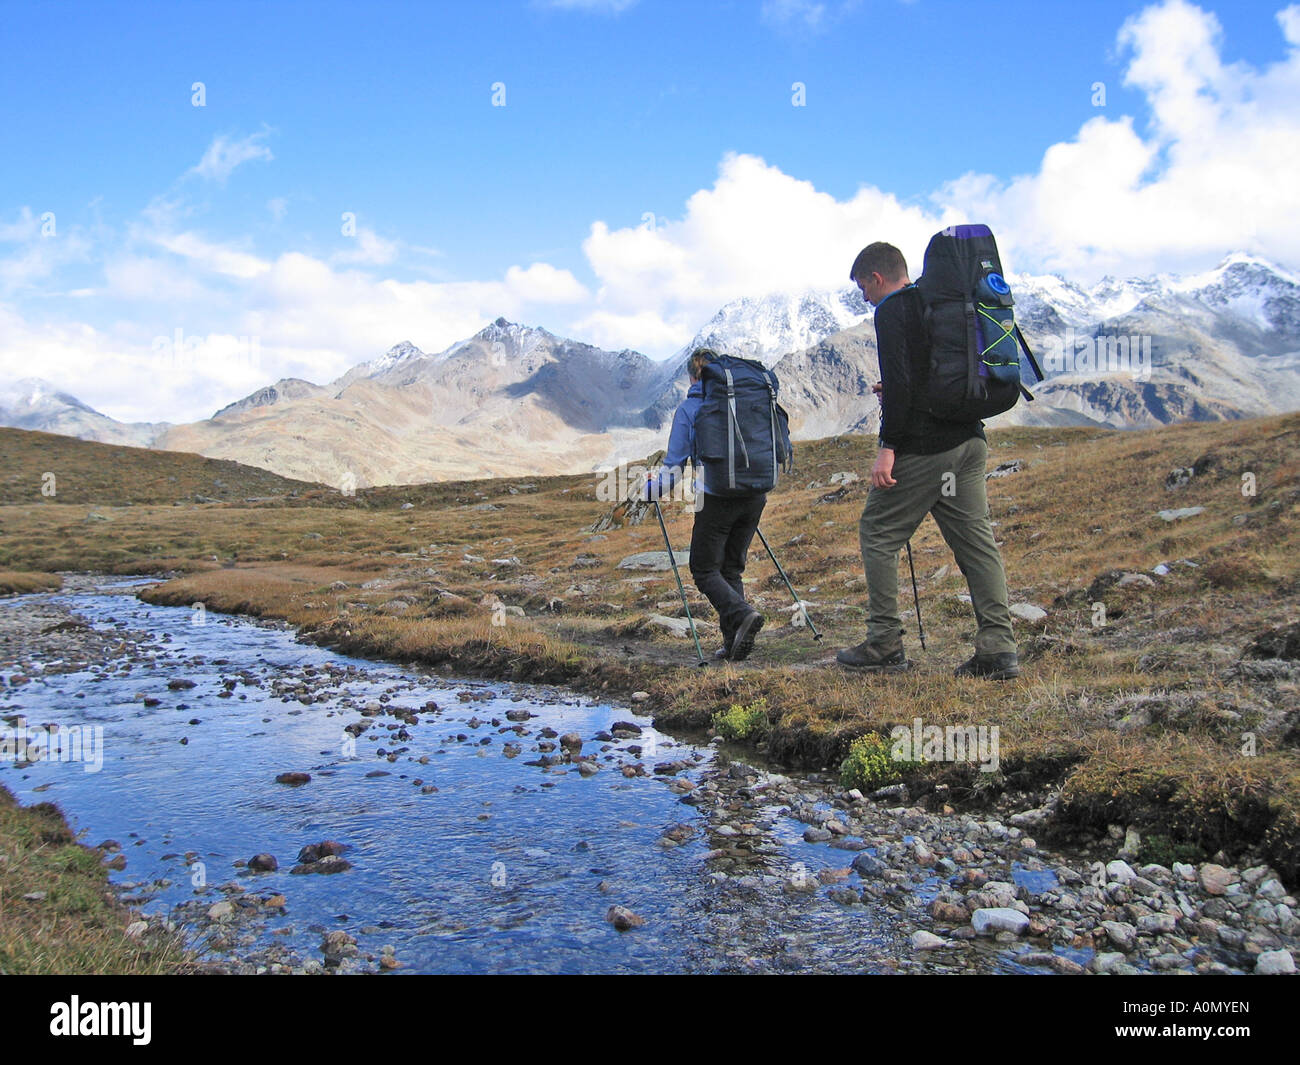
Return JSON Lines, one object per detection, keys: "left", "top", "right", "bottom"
{"left": 1199, "top": 863, "right": 1237, "bottom": 896}
{"left": 1102, "top": 920, "right": 1138, "bottom": 952}
{"left": 911, "top": 930, "right": 951, "bottom": 951}
{"left": 606, "top": 905, "right": 645, "bottom": 932}
{"left": 972, "top": 908, "right": 1030, "bottom": 936}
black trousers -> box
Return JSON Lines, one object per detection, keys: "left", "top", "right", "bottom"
{"left": 688, "top": 490, "right": 767, "bottom": 642}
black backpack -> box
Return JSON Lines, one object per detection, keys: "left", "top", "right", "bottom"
{"left": 914, "top": 224, "right": 1044, "bottom": 421}
{"left": 695, "top": 355, "right": 793, "bottom": 496}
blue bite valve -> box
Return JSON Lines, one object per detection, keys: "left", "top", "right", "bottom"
{"left": 976, "top": 271, "right": 1012, "bottom": 305}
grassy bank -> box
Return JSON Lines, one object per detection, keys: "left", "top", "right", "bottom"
{"left": 1, "top": 414, "right": 1298, "bottom": 879}
{"left": 0, "top": 570, "right": 62, "bottom": 595}
{"left": 0, "top": 786, "right": 193, "bottom": 974}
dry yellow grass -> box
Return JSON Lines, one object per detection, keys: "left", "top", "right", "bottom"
{"left": 0, "top": 571, "right": 62, "bottom": 595}
{"left": 1, "top": 414, "right": 1298, "bottom": 876}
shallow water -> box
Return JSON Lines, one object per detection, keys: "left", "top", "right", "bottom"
{"left": 1, "top": 579, "right": 931, "bottom": 974}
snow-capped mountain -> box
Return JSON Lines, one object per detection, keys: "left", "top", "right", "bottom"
{"left": 642, "top": 287, "right": 871, "bottom": 423}
{"left": 0, "top": 378, "right": 168, "bottom": 447}
{"left": 332, "top": 340, "right": 431, "bottom": 389}
{"left": 8, "top": 253, "right": 1298, "bottom": 484}
{"left": 1011, "top": 253, "right": 1300, "bottom": 340}
{"left": 155, "top": 318, "right": 678, "bottom": 487}
{"left": 676, "top": 287, "right": 869, "bottom": 369}
{"left": 993, "top": 254, "right": 1300, "bottom": 429}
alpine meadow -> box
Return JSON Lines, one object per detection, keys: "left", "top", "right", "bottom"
{"left": 1, "top": 0, "right": 1298, "bottom": 1022}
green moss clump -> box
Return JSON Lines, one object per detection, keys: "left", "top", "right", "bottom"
{"left": 712, "top": 698, "right": 770, "bottom": 741}
{"left": 1137, "top": 832, "right": 1204, "bottom": 868}
{"left": 839, "top": 732, "right": 922, "bottom": 790}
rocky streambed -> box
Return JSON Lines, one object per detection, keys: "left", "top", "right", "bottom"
{"left": 1, "top": 575, "right": 1295, "bottom": 975}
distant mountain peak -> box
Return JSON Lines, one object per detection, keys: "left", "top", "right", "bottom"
{"left": 367, "top": 340, "right": 427, "bottom": 374}
{"left": 676, "top": 286, "right": 869, "bottom": 368}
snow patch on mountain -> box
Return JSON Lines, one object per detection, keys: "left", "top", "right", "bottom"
{"left": 675, "top": 288, "right": 869, "bottom": 369}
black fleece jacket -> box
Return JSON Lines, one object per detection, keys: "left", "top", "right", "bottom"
{"left": 874, "top": 283, "right": 985, "bottom": 456}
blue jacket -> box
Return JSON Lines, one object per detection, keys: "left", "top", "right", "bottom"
{"left": 654, "top": 379, "right": 708, "bottom": 496}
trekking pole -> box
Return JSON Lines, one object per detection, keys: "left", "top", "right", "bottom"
{"left": 754, "top": 526, "right": 822, "bottom": 641}
{"left": 905, "top": 539, "right": 926, "bottom": 650}
{"left": 651, "top": 497, "right": 708, "bottom": 668}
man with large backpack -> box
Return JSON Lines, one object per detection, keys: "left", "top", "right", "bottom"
{"left": 838, "top": 229, "right": 1034, "bottom": 679}
{"left": 644, "top": 346, "right": 791, "bottom": 662}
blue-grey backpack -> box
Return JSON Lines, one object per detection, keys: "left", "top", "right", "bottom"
{"left": 695, "top": 355, "right": 793, "bottom": 496}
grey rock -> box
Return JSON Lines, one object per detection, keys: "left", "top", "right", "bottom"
{"left": 851, "top": 853, "right": 886, "bottom": 878}
{"left": 1102, "top": 920, "right": 1138, "bottom": 951}
{"left": 1157, "top": 506, "right": 1205, "bottom": 522}
{"left": 617, "top": 551, "right": 691, "bottom": 571}
{"left": 1106, "top": 859, "right": 1137, "bottom": 884}
{"left": 1138, "top": 913, "right": 1178, "bottom": 934}
{"left": 1255, "top": 950, "right": 1296, "bottom": 975}
{"left": 971, "top": 908, "right": 1030, "bottom": 936}
{"left": 911, "top": 930, "right": 951, "bottom": 950}
{"left": 1010, "top": 603, "right": 1048, "bottom": 623}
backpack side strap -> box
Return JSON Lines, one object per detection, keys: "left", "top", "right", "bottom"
{"left": 1014, "top": 324, "right": 1045, "bottom": 383}
{"left": 963, "top": 300, "right": 980, "bottom": 399}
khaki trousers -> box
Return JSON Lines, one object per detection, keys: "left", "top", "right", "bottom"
{"left": 858, "top": 436, "right": 1016, "bottom": 655}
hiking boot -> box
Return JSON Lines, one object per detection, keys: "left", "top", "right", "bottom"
{"left": 835, "top": 636, "right": 908, "bottom": 673}
{"left": 954, "top": 651, "right": 1020, "bottom": 680}
{"left": 728, "top": 611, "right": 764, "bottom": 662}
{"left": 713, "top": 628, "right": 735, "bottom": 661}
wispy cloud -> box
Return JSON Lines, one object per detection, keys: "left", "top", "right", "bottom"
{"left": 760, "top": 0, "right": 860, "bottom": 34}
{"left": 4, "top": 0, "right": 1300, "bottom": 423}
{"left": 536, "top": 0, "right": 638, "bottom": 14}
{"left": 189, "top": 130, "right": 274, "bottom": 183}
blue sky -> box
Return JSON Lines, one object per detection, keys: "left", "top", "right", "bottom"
{"left": 2, "top": 0, "right": 1299, "bottom": 421}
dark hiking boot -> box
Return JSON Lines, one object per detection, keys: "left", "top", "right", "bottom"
{"left": 713, "top": 628, "right": 735, "bottom": 660}
{"left": 954, "top": 651, "right": 1020, "bottom": 680}
{"left": 728, "top": 611, "right": 764, "bottom": 662}
{"left": 835, "top": 636, "right": 908, "bottom": 673}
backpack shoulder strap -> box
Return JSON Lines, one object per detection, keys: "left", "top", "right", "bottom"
{"left": 723, "top": 367, "right": 750, "bottom": 485}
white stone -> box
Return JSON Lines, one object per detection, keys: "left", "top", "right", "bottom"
{"left": 971, "top": 907, "right": 1030, "bottom": 935}
{"left": 617, "top": 550, "right": 691, "bottom": 571}
{"left": 646, "top": 614, "right": 696, "bottom": 638}
{"left": 1254, "top": 950, "right": 1296, "bottom": 975}
{"left": 1010, "top": 603, "right": 1048, "bottom": 623}
{"left": 1106, "top": 860, "right": 1137, "bottom": 884}
{"left": 911, "top": 930, "right": 951, "bottom": 950}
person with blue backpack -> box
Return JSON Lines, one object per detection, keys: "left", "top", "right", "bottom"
{"left": 838, "top": 230, "right": 1038, "bottom": 680}
{"left": 644, "top": 346, "right": 792, "bottom": 662}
